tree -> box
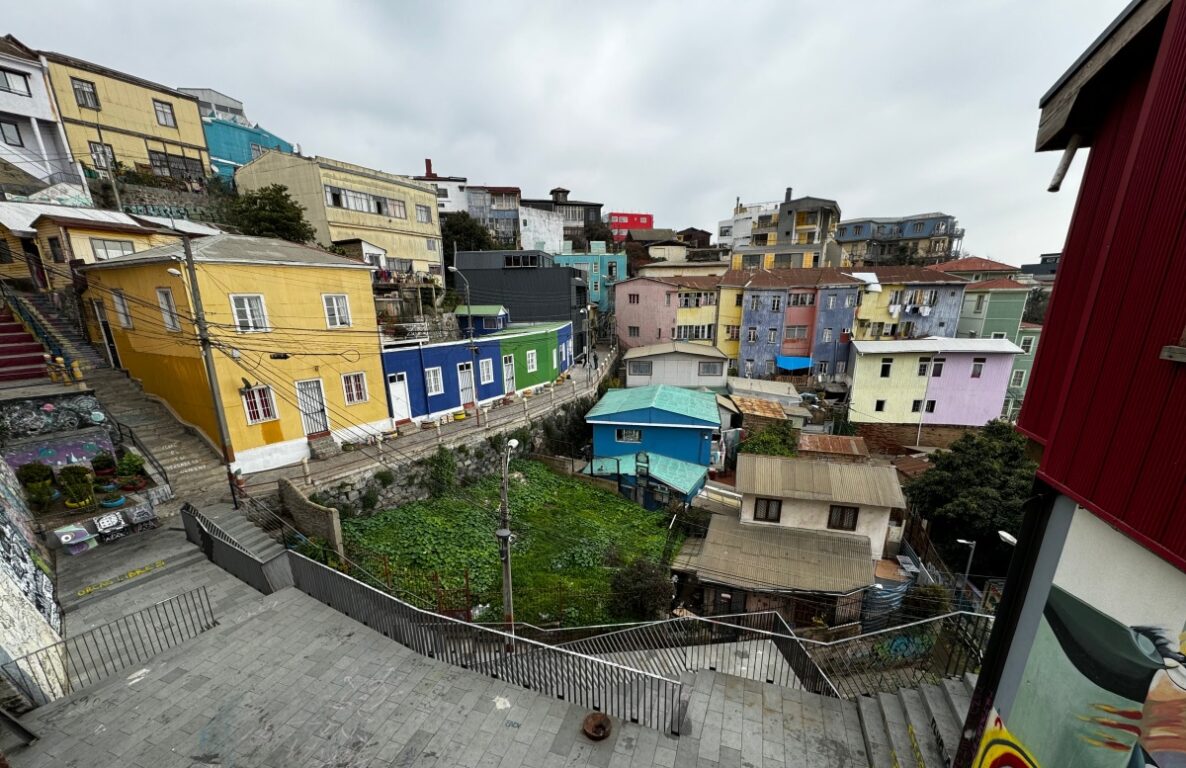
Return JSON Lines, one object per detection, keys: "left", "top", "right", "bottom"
{"left": 440, "top": 212, "right": 494, "bottom": 271}
{"left": 584, "top": 220, "right": 615, "bottom": 249}
{"left": 225, "top": 184, "right": 316, "bottom": 242}
{"left": 738, "top": 421, "right": 800, "bottom": 457}
{"left": 904, "top": 420, "right": 1037, "bottom": 579}
{"left": 1023, "top": 287, "right": 1049, "bottom": 325}
{"left": 609, "top": 558, "right": 673, "bottom": 621}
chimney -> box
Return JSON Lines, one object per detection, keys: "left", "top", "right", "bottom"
{"left": 424, "top": 158, "right": 435, "bottom": 178}
{"left": 784, "top": 187, "right": 794, "bottom": 202}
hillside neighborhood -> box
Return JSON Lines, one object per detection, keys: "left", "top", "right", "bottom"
{"left": 1, "top": 3, "right": 1185, "bottom": 767}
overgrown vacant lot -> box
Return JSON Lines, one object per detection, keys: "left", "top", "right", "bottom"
{"left": 342, "top": 460, "right": 673, "bottom": 625}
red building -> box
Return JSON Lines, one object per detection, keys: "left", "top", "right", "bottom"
{"left": 959, "top": 2, "right": 1186, "bottom": 766}
{"left": 607, "top": 212, "right": 654, "bottom": 242}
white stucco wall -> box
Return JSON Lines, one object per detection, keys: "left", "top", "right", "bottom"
{"left": 624, "top": 353, "right": 727, "bottom": 389}
{"left": 739, "top": 493, "right": 890, "bottom": 560}
{"left": 520, "top": 207, "right": 565, "bottom": 253}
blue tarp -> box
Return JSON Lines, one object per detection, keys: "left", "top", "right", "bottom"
{"left": 776, "top": 355, "right": 813, "bottom": 371}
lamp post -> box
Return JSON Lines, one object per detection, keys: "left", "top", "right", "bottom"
{"left": 498, "top": 438, "right": 519, "bottom": 647}
{"left": 998, "top": 531, "right": 1017, "bottom": 547}
{"left": 957, "top": 538, "right": 977, "bottom": 603}
{"left": 447, "top": 265, "right": 472, "bottom": 341}
{"left": 447, "top": 265, "right": 480, "bottom": 426}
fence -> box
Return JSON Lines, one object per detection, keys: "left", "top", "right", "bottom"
{"left": 180, "top": 503, "right": 292, "bottom": 595}
{"left": 0, "top": 586, "right": 215, "bottom": 708}
{"left": 287, "top": 552, "right": 684, "bottom": 734}
{"left": 111, "top": 415, "right": 169, "bottom": 486}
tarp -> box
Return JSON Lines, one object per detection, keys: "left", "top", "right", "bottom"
{"left": 776, "top": 355, "right": 813, "bottom": 371}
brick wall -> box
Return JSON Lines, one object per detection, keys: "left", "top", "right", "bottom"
{"left": 855, "top": 422, "right": 981, "bottom": 454}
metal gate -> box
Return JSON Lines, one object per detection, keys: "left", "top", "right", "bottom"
{"left": 296, "top": 379, "right": 329, "bottom": 436}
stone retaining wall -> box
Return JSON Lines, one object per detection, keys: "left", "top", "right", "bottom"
{"left": 278, "top": 478, "right": 344, "bottom": 558}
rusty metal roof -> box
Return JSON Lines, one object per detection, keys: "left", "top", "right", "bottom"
{"left": 797, "top": 434, "right": 870, "bottom": 458}
{"left": 736, "top": 455, "right": 905, "bottom": 509}
{"left": 731, "top": 396, "right": 787, "bottom": 420}
{"left": 672, "top": 514, "right": 873, "bottom": 593}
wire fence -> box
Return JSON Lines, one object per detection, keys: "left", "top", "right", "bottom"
{"left": 0, "top": 586, "right": 215, "bottom": 709}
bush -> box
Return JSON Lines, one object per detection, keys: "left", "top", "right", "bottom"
{"left": 374, "top": 469, "right": 395, "bottom": 488}
{"left": 902, "top": 583, "right": 953, "bottom": 620}
{"left": 16, "top": 462, "right": 53, "bottom": 487}
{"left": 608, "top": 558, "right": 673, "bottom": 621}
{"left": 117, "top": 452, "right": 146, "bottom": 477}
{"left": 421, "top": 446, "right": 456, "bottom": 496}
{"left": 360, "top": 487, "right": 379, "bottom": 511}
{"left": 25, "top": 481, "right": 54, "bottom": 512}
{"left": 58, "top": 464, "right": 94, "bottom": 503}
{"left": 91, "top": 452, "right": 115, "bottom": 472}
{"left": 738, "top": 421, "right": 800, "bottom": 457}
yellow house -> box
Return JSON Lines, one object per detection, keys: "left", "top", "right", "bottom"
{"left": 850, "top": 267, "right": 967, "bottom": 341}
{"left": 235, "top": 153, "right": 443, "bottom": 277}
{"left": 0, "top": 201, "right": 184, "bottom": 290}
{"left": 714, "top": 283, "right": 744, "bottom": 362}
{"left": 36, "top": 46, "right": 209, "bottom": 181}
{"left": 80, "top": 234, "right": 389, "bottom": 474}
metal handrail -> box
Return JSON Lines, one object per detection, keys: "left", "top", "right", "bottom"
{"left": 793, "top": 610, "right": 994, "bottom": 648}
{"left": 0, "top": 285, "right": 74, "bottom": 370}
{"left": 109, "top": 415, "right": 169, "bottom": 486}
{"left": 0, "top": 586, "right": 215, "bottom": 708}
{"left": 238, "top": 493, "right": 307, "bottom": 548}
{"left": 182, "top": 502, "right": 251, "bottom": 554}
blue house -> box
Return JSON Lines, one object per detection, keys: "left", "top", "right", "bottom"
{"left": 203, "top": 117, "right": 294, "bottom": 181}
{"left": 455, "top": 305, "right": 510, "bottom": 336}
{"left": 554, "top": 248, "right": 627, "bottom": 314}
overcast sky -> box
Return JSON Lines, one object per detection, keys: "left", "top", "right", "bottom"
{"left": 11, "top": 1, "right": 1125, "bottom": 265}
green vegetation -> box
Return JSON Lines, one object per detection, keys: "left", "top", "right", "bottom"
{"left": 225, "top": 183, "right": 317, "bottom": 243}
{"left": 738, "top": 421, "right": 800, "bottom": 457}
{"left": 16, "top": 462, "right": 52, "bottom": 487}
{"left": 343, "top": 460, "right": 676, "bottom": 626}
{"left": 608, "top": 558, "right": 673, "bottom": 621}
{"left": 116, "top": 452, "right": 145, "bottom": 477}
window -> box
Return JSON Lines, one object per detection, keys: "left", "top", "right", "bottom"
{"left": 789, "top": 292, "right": 815, "bottom": 307}
{"left": 0, "top": 120, "right": 21, "bottom": 147}
{"left": 991, "top": 331, "right": 1007, "bottom": 339}
{"left": 853, "top": 225, "right": 864, "bottom": 235}
{"left": 735, "top": 293, "right": 743, "bottom": 307}
{"left": 844, "top": 294, "right": 855, "bottom": 308}
{"left": 971, "top": 357, "right": 986, "bottom": 378}
{"left": 88, "top": 141, "right": 114, "bottom": 170}
{"left": 746, "top": 327, "right": 757, "bottom": 343}
{"left": 526, "top": 350, "right": 538, "bottom": 372}
{"left": 231, "top": 294, "right": 268, "bottom": 332}
{"left": 875, "top": 399, "right": 886, "bottom": 412}
{"left": 675, "top": 325, "right": 713, "bottom": 341}
{"left": 156, "top": 288, "right": 180, "bottom": 331}
{"left": 1011, "top": 369, "right": 1026, "bottom": 388}
{"left": 828, "top": 505, "right": 859, "bottom": 531}
{"left": 767, "top": 328, "right": 778, "bottom": 343}
{"left": 917, "top": 356, "right": 931, "bottom": 376}
{"left": 765, "top": 359, "right": 776, "bottom": 375}
{"left": 816, "top": 361, "right": 828, "bottom": 375}
{"left": 822, "top": 328, "right": 833, "bottom": 343}
{"left": 771, "top": 296, "right": 782, "bottom": 311}
{"left": 147, "top": 150, "right": 203, "bottom": 179}
{"left": 923, "top": 289, "right": 939, "bottom": 306}
{"left": 503, "top": 253, "right": 541, "bottom": 268}
{"left": 480, "top": 358, "right": 494, "bottom": 384}
{"left": 627, "top": 326, "right": 640, "bottom": 338}
{"left": 0, "top": 241, "right": 13, "bottom": 264}
{"left": 242, "top": 386, "right": 278, "bottom": 424}
{"left": 1020, "top": 336, "right": 1034, "bottom": 354}
{"left": 427, "top": 238, "right": 438, "bottom": 252}
{"left": 912, "top": 222, "right": 925, "bottom": 233}
{"left": 754, "top": 497, "right": 782, "bottom": 522}
{"left": 0, "top": 69, "right": 31, "bottom": 96}
{"left": 825, "top": 294, "right": 836, "bottom": 309}
{"left": 153, "top": 100, "right": 176, "bottom": 127}
{"left": 323, "top": 294, "right": 351, "bottom": 328}
{"left": 425, "top": 367, "right": 444, "bottom": 396}
{"left": 481, "top": 316, "right": 502, "bottom": 330}
{"left": 889, "top": 289, "right": 904, "bottom": 306}
{"left": 90, "top": 238, "right": 134, "bottom": 260}
{"left": 592, "top": 281, "right": 600, "bottom": 293}
{"left": 784, "top": 325, "right": 807, "bottom": 340}
{"left": 880, "top": 357, "right": 892, "bottom": 377}
{"left": 727, "top": 325, "right": 740, "bottom": 341}
{"left": 250, "top": 143, "right": 263, "bottom": 160}
{"left": 973, "top": 294, "right": 986, "bottom": 313}
{"left": 911, "top": 400, "right": 922, "bottom": 413}
{"left": 628, "top": 293, "right": 640, "bottom": 304}
{"left": 627, "top": 361, "right": 653, "bottom": 376}
{"left": 925, "top": 400, "right": 937, "bottom": 413}
{"left": 932, "top": 357, "right": 945, "bottom": 377}
{"left": 835, "top": 361, "right": 847, "bottom": 374}
{"left": 749, "top": 295, "right": 760, "bottom": 310}
{"left": 616, "top": 428, "right": 642, "bottom": 443}
{"left": 416, "top": 204, "right": 432, "bottom": 223}
{"left": 742, "top": 254, "right": 761, "bottom": 269}
{"left": 71, "top": 77, "right": 100, "bottom": 109}
{"left": 47, "top": 237, "right": 65, "bottom": 264}
{"left": 699, "top": 361, "right": 723, "bottom": 377}
{"left": 111, "top": 291, "right": 132, "bottom": 328}
{"left": 607, "top": 261, "right": 618, "bottom": 278}
{"left": 390, "top": 199, "right": 407, "bottom": 218}
{"left": 342, "top": 372, "right": 368, "bottom": 404}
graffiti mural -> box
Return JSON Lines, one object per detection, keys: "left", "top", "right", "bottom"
{"left": 981, "top": 586, "right": 1186, "bottom": 768}
{"left": 3, "top": 426, "right": 114, "bottom": 472}
{"left": 0, "top": 458, "right": 61, "bottom": 635}
{"left": 0, "top": 393, "right": 111, "bottom": 440}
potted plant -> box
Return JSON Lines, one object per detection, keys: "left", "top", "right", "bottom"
{"left": 16, "top": 462, "right": 53, "bottom": 488}
{"left": 58, "top": 464, "right": 95, "bottom": 509}
{"left": 116, "top": 452, "right": 145, "bottom": 478}
{"left": 119, "top": 474, "right": 149, "bottom": 492}
{"left": 25, "top": 481, "right": 54, "bottom": 513}
{"left": 94, "top": 477, "right": 118, "bottom": 493}
{"left": 91, "top": 452, "right": 116, "bottom": 477}
{"left": 99, "top": 492, "right": 126, "bottom": 509}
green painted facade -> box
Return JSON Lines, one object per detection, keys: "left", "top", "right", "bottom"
{"left": 489, "top": 323, "right": 567, "bottom": 390}
{"left": 1005, "top": 324, "right": 1042, "bottom": 418}
{"left": 957, "top": 287, "right": 1028, "bottom": 340}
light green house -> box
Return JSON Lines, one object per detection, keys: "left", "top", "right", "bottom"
{"left": 955, "top": 279, "right": 1041, "bottom": 418}
{"left": 485, "top": 322, "right": 571, "bottom": 392}
{"left": 1006, "top": 322, "right": 1042, "bottom": 419}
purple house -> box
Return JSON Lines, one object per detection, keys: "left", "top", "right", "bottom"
{"left": 847, "top": 338, "right": 1022, "bottom": 427}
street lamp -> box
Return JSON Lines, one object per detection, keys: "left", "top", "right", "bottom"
{"left": 498, "top": 438, "right": 519, "bottom": 646}
{"left": 998, "top": 531, "right": 1017, "bottom": 547}
{"left": 447, "top": 265, "right": 472, "bottom": 341}
{"left": 956, "top": 538, "right": 977, "bottom": 598}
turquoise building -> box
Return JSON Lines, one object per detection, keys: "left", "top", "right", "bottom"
{"left": 204, "top": 117, "right": 294, "bottom": 181}
{"left": 554, "top": 246, "right": 627, "bottom": 314}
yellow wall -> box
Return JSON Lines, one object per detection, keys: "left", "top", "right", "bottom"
{"left": 715, "top": 286, "right": 743, "bottom": 361}
{"left": 848, "top": 352, "right": 928, "bottom": 423}
{"left": 235, "top": 153, "right": 443, "bottom": 274}
{"left": 729, "top": 252, "right": 815, "bottom": 270}
{"left": 675, "top": 300, "right": 717, "bottom": 347}
{"left": 0, "top": 222, "right": 179, "bottom": 290}
{"left": 854, "top": 283, "right": 905, "bottom": 339}
{"left": 47, "top": 60, "right": 208, "bottom": 174}
{"left": 82, "top": 259, "right": 388, "bottom": 468}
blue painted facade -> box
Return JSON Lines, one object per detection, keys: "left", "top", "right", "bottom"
{"left": 554, "top": 252, "right": 628, "bottom": 313}
{"left": 811, "top": 285, "right": 861, "bottom": 375}
{"left": 204, "top": 118, "right": 294, "bottom": 181}
{"left": 587, "top": 410, "right": 717, "bottom": 466}
{"left": 835, "top": 214, "right": 959, "bottom": 244}
{"left": 738, "top": 289, "right": 788, "bottom": 377}
{"left": 456, "top": 308, "right": 509, "bottom": 336}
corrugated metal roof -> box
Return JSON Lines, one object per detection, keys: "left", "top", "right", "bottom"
{"left": 891, "top": 455, "right": 933, "bottom": 479}
{"left": 454, "top": 305, "right": 508, "bottom": 316}
{"left": 731, "top": 396, "right": 786, "bottom": 420}
{"left": 850, "top": 337, "right": 1023, "bottom": 355}
{"left": 0, "top": 202, "right": 141, "bottom": 236}
{"left": 128, "top": 215, "right": 224, "bottom": 236}
{"left": 587, "top": 453, "right": 707, "bottom": 495}
{"left": 962, "top": 279, "right": 1030, "bottom": 292}
{"left": 585, "top": 385, "right": 720, "bottom": 425}
{"left": 623, "top": 342, "right": 728, "bottom": 360}
{"left": 671, "top": 514, "right": 873, "bottom": 593}
{"left": 727, "top": 377, "right": 801, "bottom": 401}
{"left": 929, "top": 256, "right": 1019, "bottom": 273}
{"left": 736, "top": 455, "right": 906, "bottom": 509}
{"left": 81, "top": 234, "right": 373, "bottom": 270}
{"left": 798, "top": 434, "right": 870, "bottom": 457}
{"left": 846, "top": 266, "right": 968, "bottom": 285}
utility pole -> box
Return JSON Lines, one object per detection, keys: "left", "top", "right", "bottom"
{"left": 182, "top": 235, "right": 238, "bottom": 507}
{"left": 497, "top": 438, "right": 519, "bottom": 648}
{"left": 447, "top": 263, "right": 479, "bottom": 426}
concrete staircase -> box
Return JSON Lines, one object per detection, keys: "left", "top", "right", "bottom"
{"left": 856, "top": 673, "right": 977, "bottom": 768}
{"left": 0, "top": 307, "right": 49, "bottom": 383}
{"left": 202, "top": 502, "right": 286, "bottom": 560}
{"left": 18, "top": 291, "right": 107, "bottom": 373}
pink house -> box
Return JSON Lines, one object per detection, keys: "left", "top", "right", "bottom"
{"left": 782, "top": 293, "right": 817, "bottom": 358}
{"left": 614, "top": 277, "right": 678, "bottom": 349}
{"left": 921, "top": 349, "right": 1018, "bottom": 425}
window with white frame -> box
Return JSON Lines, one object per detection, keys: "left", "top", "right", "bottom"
{"left": 768, "top": 328, "right": 777, "bottom": 343}
{"left": 88, "top": 141, "right": 115, "bottom": 171}
{"left": 771, "top": 296, "right": 782, "bottom": 311}
{"left": 342, "top": 372, "right": 368, "bottom": 404}
{"left": 627, "top": 361, "right": 652, "bottom": 376}
{"left": 416, "top": 204, "right": 432, "bottom": 223}
{"left": 90, "top": 238, "right": 134, "bottom": 260}
{"left": 789, "top": 292, "right": 815, "bottom": 307}
{"left": 844, "top": 294, "right": 855, "bottom": 308}
{"left": 153, "top": 100, "right": 176, "bottom": 127}
{"left": 526, "top": 350, "right": 538, "bottom": 372}
{"left": 991, "top": 332, "right": 1007, "bottom": 339}
{"left": 746, "top": 327, "right": 757, "bottom": 343}
{"left": 0, "top": 69, "right": 31, "bottom": 96}
{"left": 784, "top": 325, "right": 807, "bottom": 340}
{"left": 822, "top": 327, "right": 833, "bottom": 342}
{"left": 1011, "top": 369, "right": 1025, "bottom": 387}
{"left": 699, "top": 361, "right": 723, "bottom": 376}
{"left": 427, "top": 238, "right": 438, "bottom": 252}
{"left": 553, "top": 349, "right": 558, "bottom": 369}
{"left": 425, "top": 366, "right": 444, "bottom": 396}
{"left": 826, "top": 294, "right": 836, "bottom": 309}
{"left": 156, "top": 288, "right": 180, "bottom": 331}
{"left": 231, "top": 294, "right": 268, "bottom": 332}
{"left": 971, "top": 357, "right": 986, "bottom": 378}
{"left": 974, "top": 294, "right": 986, "bottom": 313}
{"left": 242, "top": 386, "right": 278, "bottom": 424}
{"left": 112, "top": 291, "right": 132, "bottom": 328}
{"left": 1020, "top": 336, "right": 1034, "bottom": 354}
{"left": 815, "top": 361, "right": 829, "bottom": 374}
{"left": 727, "top": 325, "right": 740, "bottom": 340}
{"left": 480, "top": 358, "right": 494, "bottom": 384}
{"left": 71, "top": 77, "right": 99, "bottom": 109}
{"left": 616, "top": 428, "right": 642, "bottom": 443}
{"left": 323, "top": 294, "right": 351, "bottom": 328}
{"left": 835, "top": 361, "right": 847, "bottom": 374}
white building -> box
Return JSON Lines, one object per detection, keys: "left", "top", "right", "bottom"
{"left": 412, "top": 158, "right": 468, "bottom": 214}
{"left": 736, "top": 454, "right": 905, "bottom": 561}
{"left": 623, "top": 342, "right": 729, "bottom": 388}
{"left": 0, "top": 36, "right": 86, "bottom": 189}
{"left": 717, "top": 199, "right": 780, "bottom": 249}
{"left": 520, "top": 206, "right": 564, "bottom": 253}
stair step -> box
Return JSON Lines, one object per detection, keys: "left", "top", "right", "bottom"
{"left": 920, "top": 683, "right": 962, "bottom": 767}
{"left": 941, "top": 678, "right": 972, "bottom": 729}
{"left": 0, "top": 364, "right": 47, "bottom": 382}
{"left": 857, "top": 695, "right": 896, "bottom": 768}
{"left": 962, "top": 672, "right": 978, "bottom": 695}
{"left": 899, "top": 688, "right": 944, "bottom": 768}
{"left": 877, "top": 692, "right": 914, "bottom": 768}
